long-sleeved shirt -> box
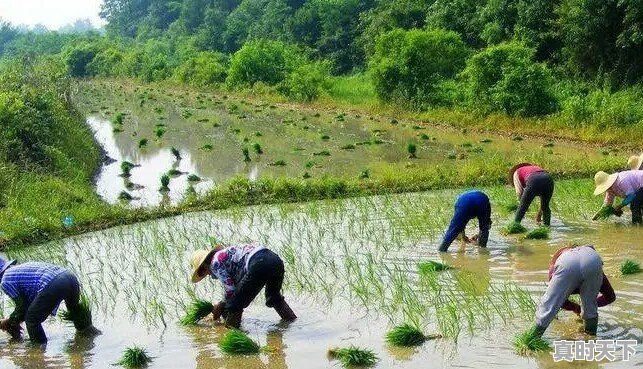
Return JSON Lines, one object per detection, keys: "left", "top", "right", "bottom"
{"left": 603, "top": 170, "right": 643, "bottom": 206}
{"left": 208, "top": 244, "right": 265, "bottom": 301}
{"left": 440, "top": 190, "right": 492, "bottom": 251}
{"left": 513, "top": 165, "right": 545, "bottom": 197}
{"left": 0, "top": 262, "right": 66, "bottom": 321}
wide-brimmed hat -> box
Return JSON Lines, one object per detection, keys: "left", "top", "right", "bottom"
{"left": 190, "top": 249, "right": 216, "bottom": 283}
{"left": 593, "top": 171, "right": 619, "bottom": 196}
{"left": 0, "top": 257, "right": 16, "bottom": 276}
{"left": 627, "top": 153, "right": 643, "bottom": 170}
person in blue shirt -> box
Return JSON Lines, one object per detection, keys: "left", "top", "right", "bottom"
{"left": 439, "top": 190, "right": 493, "bottom": 252}
{"left": 0, "top": 258, "right": 100, "bottom": 343}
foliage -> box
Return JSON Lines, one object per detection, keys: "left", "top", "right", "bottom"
{"left": 385, "top": 324, "right": 426, "bottom": 347}
{"left": 218, "top": 330, "right": 261, "bottom": 354}
{"left": 173, "top": 52, "right": 227, "bottom": 87}
{"left": 278, "top": 62, "right": 329, "bottom": 101}
{"left": 418, "top": 261, "right": 452, "bottom": 274}
{"left": 328, "top": 346, "right": 379, "bottom": 367}
{"left": 226, "top": 39, "right": 303, "bottom": 88}
{"left": 621, "top": 259, "right": 641, "bottom": 275}
{"left": 524, "top": 227, "right": 549, "bottom": 239}
{"left": 60, "top": 294, "right": 93, "bottom": 330}
{"left": 115, "top": 346, "right": 153, "bottom": 368}
{"left": 503, "top": 221, "right": 527, "bottom": 234}
{"left": 180, "top": 299, "right": 215, "bottom": 325}
{"left": 513, "top": 328, "right": 550, "bottom": 355}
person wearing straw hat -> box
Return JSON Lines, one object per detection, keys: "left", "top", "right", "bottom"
{"left": 190, "top": 243, "right": 297, "bottom": 328}
{"left": 593, "top": 170, "right": 643, "bottom": 224}
{"left": 439, "top": 190, "right": 492, "bottom": 252}
{"left": 509, "top": 163, "right": 554, "bottom": 226}
{"left": 0, "top": 258, "right": 100, "bottom": 343}
{"left": 530, "top": 245, "right": 615, "bottom": 338}
{"left": 627, "top": 153, "right": 643, "bottom": 170}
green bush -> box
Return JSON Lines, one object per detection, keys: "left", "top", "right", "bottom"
{"left": 278, "top": 62, "right": 329, "bottom": 102}
{"left": 87, "top": 47, "right": 124, "bottom": 77}
{"left": 369, "top": 28, "right": 470, "bottom": 108}
{"left": 462, "top": 43, "right": 557, "bottom": 117}
{"left": 174, "top": 52, "right": 227, "bottom": 87}
{"left": 226, "top": 39, "right": 304, "bottom": 87}
{"left": 64, "top": 44, "right": 97, "bottom": 77}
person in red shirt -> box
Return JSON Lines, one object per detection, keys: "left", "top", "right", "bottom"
{"left": 509, "top": 163, "right": 554, "bottom": 226}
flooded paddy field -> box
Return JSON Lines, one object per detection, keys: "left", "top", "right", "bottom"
{"left": 75, "top": 81, "right": 624, "bottom": 206}
{"left": 1, "top": 181, "right": 641, "bottom": 369}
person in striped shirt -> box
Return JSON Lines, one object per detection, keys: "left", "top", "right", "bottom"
{"left": 510, "top": 163, "right": 554, "bottom": 226}
{"left": 190, "top": 243, "right": 297, "bottom": 328}
{"left": 0, "top": 258, "right": 99, "bottom": 343}
{"left": 593, "top": 170, "right": 643, "bottom": 224}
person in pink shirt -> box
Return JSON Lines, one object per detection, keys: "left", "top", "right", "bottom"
{"left": 509, "top": 163, "right": 554, "bottom": 226}
{"left": 593, "top": 170, "right": 643, "bottom": 224}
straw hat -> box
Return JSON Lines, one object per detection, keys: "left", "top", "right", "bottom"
{"left": 593, "top": 171, "right": 619, "bottom": 196}
{"left": 190, "top": 249, "right": 215, "bottom": 283}
{"left": 627, "top": 153, "right": 643, "bottom": 170}
{"left": 0, "top": 257, "right": 16, "bottom": 276}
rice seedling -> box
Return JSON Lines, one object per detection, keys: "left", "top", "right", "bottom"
{"left": 112, "top": 112, "right": 125, "bottom": 125}
{"left": 242, "top": 147, "right": 251, "bottom": 162}
{"left": 621, "top": 259, "right": 641, "bottom": 275}
{"left": 512, "top": 329, "right": 550, "bottom": 356}
{"left": 373, "top": 139, "right": 384, "bottom": 145}
{"left": 120, "top": 161, "right": 136, "bottom": 177}
{"left": 200, "top": 144, "right": 213, "bottom": 151}
{"left": 60, "top": 294, "right": 92, "bottom": 330}
{"left": 419, "top": 133, "right": 430, "bottom": 140}
{"left": 253, "top": 143, "right": 263, "bottom": 154}
{"left": 138, "top": 138, "right": 148, "bottom": 148}
{"left": 359, "top": 169, "right": 369, "bottom": 179}
{"left": 341, "top": 144, "right": 356, "bottom": 150}
{"left": 179, "top": 299, "right": 214, "bottom": 325}
{"left": 168, "top": 169, "right": 184, "bottom": 176}
{"left": 303, "top": 172, "right": 311, "bottom": 179}
{"left": 503, "top": 221, "right": 527, "bottom": 235}
{"left": 118, "top": 191, "right": 133, "bottom": 201}
{"left": 171, "top": 147, "right": 181, "bottom": 160}
{"left": 321, "top": 134, "right": 330, "bottom": 140}
{"left": 328, "top": 346, "right": 379, "bottom": 368}
{"left": 385, "top": 324, "right": 427, "bottom": 347}
{"left": 417, "top": 261, "right": 451, "bottom": 274}
{"left": 305, "top": 160, "right": 315, "bottom": 169}
{"left": 115, "top": 346, "right": 153, "bottom": 368}
{"left": 512, "top": 136, "right": 523, "bottom": 141}
{"left": 407, "top": 143, "right": 417, "bottom": 158}
{"left": 480, "top": 138, "right": 493, "bottom": 143}
{"left": 593, "top": 206, "right": 616, "bottom": 220}
{"left": 254, "top": 131, "right": 262, "bottom": 137}
{"left": 269, "top": 160, "right": 287, "bottom": 166}
{"left": 159, "top": 175, "right": 170, "bottom": 192}
{"left": 187, "top": 174, "right": 201, "bottom": 182}
{"left": 218, "top": 330, "right": 261, "bottom": 355}
{"left": 524, "top": 227, "right": 549, "bottom": 240}
{"left": 313, "top": 150, "right": 331, "bottom": 156}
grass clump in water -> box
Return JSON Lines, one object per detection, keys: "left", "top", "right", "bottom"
{"left": 60, "top": 294, "right": 92, "bottom": 329}
{"left": 159, "top": 174, "right": 170, "bottom": 192}
{"left": 418, "top": 260, "right": 451, "bottom": 274}
{"left": 242, "top": 147, "right": 251, "bottom": 162}
{"left": 328, "top": 346, "right": 379, "bottom": 368}
{"left": 593, "top": 205, "right": 616, "bottom": 220}
{"left": 512, "top": 329, "right": 550, "bottom": 356}
{"left": 115, "top": 346, "right": 153, "bottom": 368}
{"left": 138, "top": 138, "right": 148, "bottom": 148}
{"left": 253, "top": 143, "right": 263, "bottom": 154}
{"left": 407, "top": 143, "right": 417, "bottom": 158}
{"left": 621, "top": 259, "right": 642, "bottom": 275}
{"left": 120, "top": 161, "right": 135, "bottom": 177}
{"left": 171, "top": 147, "right": 181, "bottom": 160}
{"left": 525, "top": 227, "right": 549, "bottom": 240}
{"left": 218, "top": 330, "right": 261, "bottom": 355}
{"left": 180, "top": 299, "right": 214, "bottom": 325}
{"left": 503, "top": 221, "right": 527, "bottom": 235}
{"left": 269, "top": 160, "right": 287, "bottom": 166}
{"left": 385, "top": 324, "right": 427, "bottom": 347}
{"left": 187, "top": 174, "right": 201, "bottom": 182}
{"left": 118, "top": 191, "right": 133, "bottom": 201}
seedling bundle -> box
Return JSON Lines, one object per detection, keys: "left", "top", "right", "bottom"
{"left": 218, "top": 330, "right": 261, "bottom": 355}
{"left": 328, "top": 346, "right": 379, "bottom": 368}
{"left": 512, "top": 329, "right": 550, "bottom": 355}
{"left": 115, "top": 346, "right": 153, "bottom": 368}
{"left": 180, "top": 299, "right": 214, "bottom": 325}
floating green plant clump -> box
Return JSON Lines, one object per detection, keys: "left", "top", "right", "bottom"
{"left": 218, "top": 330, "right": 261, "bottom": 355}
{"left": 621, "top": 259, "right": 642, "bottom": 275}
{"left": 525, "top": 227, "right": 549, "bottom": 240}
{"left": 512, "top": 329, "right": 550, "bottom": 356}
{"left": 115, "top": 346, "right": 153, "bottom": 368}
{"left": 180, "top": 299, "right": 214, "bottom": 325}
{"left": 159, "top": 174, "right": 170, "bottom": 191}
{"left": 61, "top": 294, "right": 92, "bottom": 329}
{"left": 385, "top": 324, "right": 427, "bottom": 347}
{"left": 120, "top": 161, "right": 136, "bottom": 177}
{"left": 417, "top": 260, "right": 451, "bottom": 274}
{"left": 503, "top": 221, "right": 527, "bottom": 235}
{"left": 328, "top": 346, "right": 379, "bottom": 368}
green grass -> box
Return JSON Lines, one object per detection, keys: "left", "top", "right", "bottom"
{"left": 503, "top": 221, "right": 527, "bottom": 235}
{"left": 179, "top": 299, "right": 214, "bottom": 325}
{"left": 621, "top": 259, "right": 642, "bottom": 275}
{"left": 512, "top": 329, "right": 551, "bottom": 356}
{"left": 418, "top": 261, "right": 451, "bottom": 274}
{"left": 524, "top": 227, "right": 549, "bottom": 240}
{"left": 218, "top": 330, "right": 261, "bottom": 355}
{"left": 328, "top": 346, "right": 379, "bottom": 368}
{"left": 115, "top": 346, "right": 153, "bottom": 368}
{"left": 385, "top": 324, "right": 427, "bottom": 347}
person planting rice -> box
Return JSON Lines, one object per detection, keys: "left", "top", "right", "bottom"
{"left": 510, "top": 163, "right": 554, "bottom": 226}
{"left": 627, "top": 153, "right": 643, "bottom": 170}
{"left": 593, "top": 170, "right": 643, "bottom": 224}
{"left": 0, "top": 258, "right": 100, "bottom": 343}
{"left": 438, "top": 190, "right": 492, "bottom": 252}
{"left": 190, "top": 243, "right": 297, "bottom": 328}
{"left": 530, "top": 245, "right": 615, "bottom": 338}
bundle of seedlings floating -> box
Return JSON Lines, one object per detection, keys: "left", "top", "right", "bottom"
{"left": 118, "top": 191, "right": 133, "bottom": 201}
{"left": 593, "top": 205, "right": 616, "bottom": 220}
{"left": 159, "top": 174, "right": 170, "bottom": 192}
{"left": 512, "top": 329, "right": 550, "bottom": 356}
{"left": 407, "top": 143, "right": 417, "bottom": 158}
{"left": 417, "top": 260, "right": 451, "bottom": 274}
{"left": 180, "top": 299, "right": 214, "bottom": 325}
{"left": 503, "top": 221, "right": 527, "bottom": 235}
{"left": 242, "top": 147, "right": 251, "bottom": 162}
{"left": 328, "top": 346, "right": 379, "bottom": 368}
{"left": 115, "top": 346, "right": 153, "bottom": 368}
{"left": 269, "top": 160, "right": 287, "bottom": 166}
{"left": 621, "top": 259, "right": 641, "bottom": 275}
{"left": 218, "top": 330, "right": 261, "bottom": 355}
{"left": 60, "top": 294, "right": 92, "bottom": 329}
{"left": 138, "top": 138, "right": 148, "bottom": 148}
{"left": 171, "top": 147, "right": 181, "bottom": 160}
{"left": 524, "top": 227, "right": 550, "bottom": 240}
{"left": 187, "top": 174, "right": 201, "bottom": 182}
{"left": 385, "top": 324, "right": 438, "bottom": 347}
{"left": 253, "top": 143, "right": 263, "bottom": 154}
{"left": 120, "top": 161, "right": 136, "bottom": 177}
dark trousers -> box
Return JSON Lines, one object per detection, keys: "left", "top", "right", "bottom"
{"left": 515, "top": 172, "right": 554, "bottom": 226}
{"left": 25, "top": 271, "right": 81, "bottom": 342}
{"left": 631, "top": 188, "right": 643, "bottom": 224}
{"left": 225, "top": 249, "right": 285, "bottom": 312}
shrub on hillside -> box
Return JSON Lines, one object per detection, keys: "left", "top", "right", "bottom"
{"left": 226, "top": 40, "right": 304, "bottom": 87}
{"left": 278, "top": 62, "right": 329, "bottom": 101}
{"left": 174, "top": 52, "right": 227, "bottom": 87}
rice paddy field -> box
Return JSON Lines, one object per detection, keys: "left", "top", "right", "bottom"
{"left": 0, "top": 180, "right": 641, "bottom": 368}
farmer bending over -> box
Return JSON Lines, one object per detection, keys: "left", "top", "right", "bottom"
{"left": 593, "top": 170, "right": 643, "bottom": 224}
{"left": 439, "top": 190, "right": 492, "bottom": 252}
{"left": 190, "top": 243, "right": 297, "bottom": 328}
{"left": 531, "top": 245, "right": 615, "bottom": 338}
{"left": 510, "top": 163, "right": 554, "bottom": 226}
{"left": 0, "top": 258, "right": 100, "bottom": 343}
{"left": 627, "top": 153, "right": 643, "bottom": 170}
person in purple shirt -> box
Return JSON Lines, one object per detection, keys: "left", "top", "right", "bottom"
{"left": 593, "top": 170, "right": 643, "bottom": 224}
{"left": 0, "top": 258, "right": 100, "bottom": 343}
{"left": 439, "top": 190, "right": 492, "bottom": 252}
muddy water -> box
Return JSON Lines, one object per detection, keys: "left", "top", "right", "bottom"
{"left": 1, "top": 183, "right": 641, "bottom": 368}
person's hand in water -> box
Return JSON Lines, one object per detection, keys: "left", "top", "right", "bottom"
{"left": 0, "top": 319, "right": 23, "bottom": 340}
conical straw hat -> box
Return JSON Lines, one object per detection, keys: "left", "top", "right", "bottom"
{"left": 593, "top": 171, "right": 619, "bottom": 196}
{"left": 190, "top": 249, "right": 215, "bottom": 283}
{"left": 627, "top": 153, "right": 643, "bottom": 170}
